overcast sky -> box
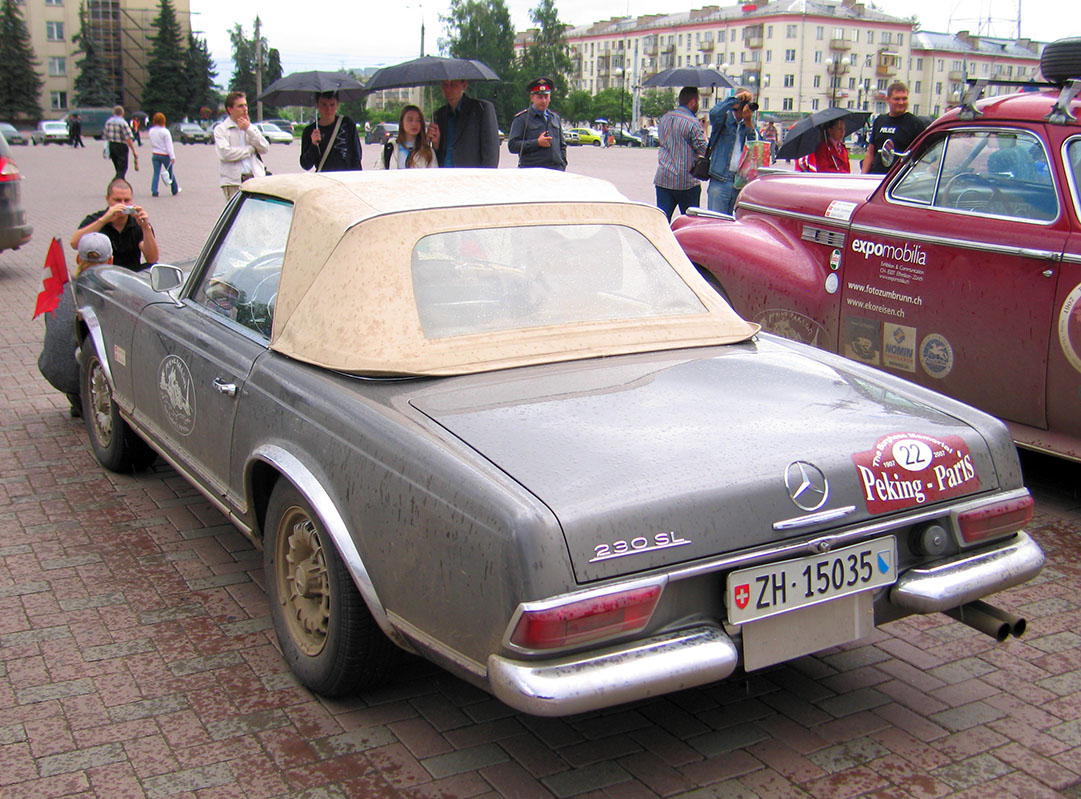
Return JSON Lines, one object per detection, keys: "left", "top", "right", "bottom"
{"left": 189, "top": 0, "right": 1057, "bottom": 82}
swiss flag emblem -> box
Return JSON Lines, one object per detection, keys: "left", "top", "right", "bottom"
{"left": 734, "top": 584, "right": 750, "bottom": 610}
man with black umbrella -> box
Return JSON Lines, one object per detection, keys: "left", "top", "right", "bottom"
{"left": 300, "top": 91, "right": 363, "bottom": 172}
{"left": 508, "top": 77, "right": 567, "bottom": 171}
{"left": 428, "top": 80, "right": 500, "bottom": 168}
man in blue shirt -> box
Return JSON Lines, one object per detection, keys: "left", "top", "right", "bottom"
{"left": 707, "top": 89, "right": 758, "bottom": 215}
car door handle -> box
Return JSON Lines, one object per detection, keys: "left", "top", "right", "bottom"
{"left": 1043, "top": 269, "right": 1055, "bottom": 278}
{"left": 213, "top": 378, "right": 237, "bottom": 397}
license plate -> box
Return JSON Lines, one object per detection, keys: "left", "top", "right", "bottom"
{"left": 726, "top": 537, "right": 897, "bottom": 625}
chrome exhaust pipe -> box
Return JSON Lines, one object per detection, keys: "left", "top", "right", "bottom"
{"left": 967, "top": 599, "right": 1027, "bottom": 638}
{"left": 944, "top": 602, "right": 1011, "bottom": 642}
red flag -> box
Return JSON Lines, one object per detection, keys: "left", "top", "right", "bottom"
{"left": 33, "top": 237, "right": 69, "bottom": 319}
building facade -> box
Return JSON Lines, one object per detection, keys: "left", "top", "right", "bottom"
{"left": 522, "top": 0, "right": 1043, "bottom": 124}
{"left": 20, "top": 0, "right": 192, "bottom": 118}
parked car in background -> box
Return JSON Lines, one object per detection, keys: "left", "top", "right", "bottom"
{"left": 0, "top": 129, "right": 32, "bottom": 252}
{"left": 611, "top": 129, "right": 642, "bottom": 147}
{"left": 673, "top": 69, "right": 1081, "bottom": 461}
{"left": 32, "top": 120, "right": 70, "bottom": 145}
{"left": 169, "top": 122, "right": 211, "bottom": 144}
{"left": 562, "top": 128, "right": 580, "bottom": 145}
{"left": 61, "top": 107, "right": 112, "bottom": 139}
{"left": 253, "top": 121, "right": 292, "bottom": 144}
{"left": 365, "top": 122, "right": 398, "bottom": 146}
{"left": 0, "top": 123, "right": 27, "bottom": 146}
{"left": 569, "top": 127, "right": 603, "bottom": 146}
{"left": 264, "top": 118, "right": 295, "bottom": 137}
{"left": 72, "top": 168, "right": 1042, "bottom": 716}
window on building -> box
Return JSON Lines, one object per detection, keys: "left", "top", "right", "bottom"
{"left": 953, "top": 60, "right": 963, "bottom": 70}
{"left": 751, "top": 50, "right": 760, "bottom": 63}
{"left": 912, "top": 103, "right": 919, "bottom": 113}
{"left": 937, "top": 58, "right": 944, "bottom": 71}
{"left": 916, "top": 57, "right": 923, "bottom": 70}
{"left": 783, "top": 97, "right": 793, "bottom": 110}
{"left": 914, "top": 80, "right": 922, "bottom": 93}
{"left": 848, "top": 77, "right": 856, "bottom": 89}
{"left": 45, "top": 0, "right": 63, "bottom": 5}
{"left": 812, "top": 99, "right": 820, "bottom": 110}
{"left": 46, "top": 20, "right": 64, "bottom": 40}
{"left": 678, "top": 34, "right": 683, "bottom": 46}
{"left": 785, "top": 48, "right": 796, "bottom": 62}
{"left": 936, "top": 81, "right": 943, "bottom": 95}
{"left": 867, "top": 30, "right": 874, "bottom": 43}
{"left": 934, "top": 104, "right": 941, "bottom": 115}
{"left": 765, "top": 50, "right": 772, "bottom": 62}
{"left": 762, "top": 97, "right": 769, "bottom": 109}
{"left": 877, "top": 78, "right": 887, "bottom": 90}
{"left": 786, "top": 24, "right": 797, "bottom": 38}
{"left": 813, "top": 74, "right": 821, "bottom": 87}
{"left": 677, "top": 55, "right": 682, "bottom": 66}
{"left": 50, "top": 91, "right": 67, "bottom": 110}
{"left": 897, "top": 33, "right": 903, "bottom": 46}
{"left": 817, "top": 26, "right": 824, "bottom": 40}
{"left": 767, "top": 25, "right": 773, "bottom": 38}
{"left": 730, "top": 53, "right": 736, "bottom": 65}
{"left": 882, "top": 32, "right": 892, "bottom": 44}
{"left": 718, "top": 30, "right": 726, "bottom": 43}
{"left": 814, "top": 50, "right": 823, "bottom": 63}
{"left": 865, "top": 54, "right": 873, "bottom": 67}
{"left": 48, "top": 56, "right": 65, "bottom": 76}
{"left": 784, "top": 74, "right": 795, "bottom": 87}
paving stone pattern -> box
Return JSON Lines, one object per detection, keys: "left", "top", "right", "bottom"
{"left": 2, "top": 141, "right": 1081, "bottom": 798}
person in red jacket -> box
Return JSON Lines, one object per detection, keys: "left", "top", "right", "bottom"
{"left": 796, "top": 118, "right": 851, "bottom": 173}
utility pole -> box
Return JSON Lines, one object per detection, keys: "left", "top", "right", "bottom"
{"left": 255, "top": 16, "right": 263, "bottom": 122}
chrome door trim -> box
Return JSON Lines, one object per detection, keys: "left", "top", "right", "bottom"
{"left": 849, "top": 222, "right": 1063, "bottom": 262}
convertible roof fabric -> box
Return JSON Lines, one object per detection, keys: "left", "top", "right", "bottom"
{"left": 243, "top": 170, "right": 759, "bottom": 376}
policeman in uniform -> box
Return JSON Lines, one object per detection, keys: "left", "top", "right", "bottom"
{"left": 508, "top": 77, "right": 567, "bottom": 171}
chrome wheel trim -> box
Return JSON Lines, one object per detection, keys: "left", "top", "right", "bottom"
{"left": 87, "top": 356, "right": 113, "bottom": 447}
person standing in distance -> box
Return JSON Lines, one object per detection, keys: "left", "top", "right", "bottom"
{"left": 862, "top": 82, "right": 927, "bottom": 174}
{"left": 214, "top": 91, "right": 270, "bottom": 200}
{"left": 300, "top": 90, "right": 363, "bottom": 172}
{"left": 653, "top": 87, "right": 708, "bottom": 221}
{"left": 706, "top": 88, "right": 758, "bottom": 215}
{"left": 427, "top": 80, "right": 499, "bottom": 168}
{"left": 104, "top": 105, "right": 139, "bottom": 180}
{"left": 508, "top": 77, "right": 567, "bottom": 171}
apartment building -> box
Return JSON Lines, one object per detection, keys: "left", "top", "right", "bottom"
{"left": 19, "top": 0, "right": 192, "bottom": 118}
{"left": 522, "top": 0, "right": 1043, "bottom": 122}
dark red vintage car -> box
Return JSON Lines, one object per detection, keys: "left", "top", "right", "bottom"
{"left": 674, "top": 68, "right": 1081, "bottom": 461}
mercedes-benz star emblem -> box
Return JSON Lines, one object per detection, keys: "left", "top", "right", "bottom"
{"left": 785, "top": 461, "right": 829, "bottom": 511}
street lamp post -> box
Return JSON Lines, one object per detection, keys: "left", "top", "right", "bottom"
{"left": 614, "top": 65, "right": 625, "bottom": 132}
{"left": 825, "top": 55, "right": 851, "bottom": 108}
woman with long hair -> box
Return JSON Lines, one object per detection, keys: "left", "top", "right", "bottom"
{"left": 148, "top": 112, "right": 181, "bottom": 195}
{"left": 375, "top": 105, "right": 437, "bottom": 169}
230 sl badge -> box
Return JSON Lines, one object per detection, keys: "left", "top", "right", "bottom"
{"left": 590, "top": 532, "right": 691, "bottom": 562}
{"left": 158, "top": 355, "right": 196, "bottom": 436}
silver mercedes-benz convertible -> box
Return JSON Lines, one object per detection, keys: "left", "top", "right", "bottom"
{"left": 73, "top": 169, "right": 1043, "bottom": 716}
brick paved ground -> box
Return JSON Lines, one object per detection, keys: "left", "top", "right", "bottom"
{"left": 2, "top": 139, "right": 1081, "bottom": 799}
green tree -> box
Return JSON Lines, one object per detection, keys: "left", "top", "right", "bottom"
{"left": 518, "top": 0, "right": 573, "bottom": 109}
{"left": 229, "top": 19, "right": 283, "bottom": 116}
{"left": 72, "top": 1, "right": 115, "bottom": 108}
{"left": 182, "top": 32, "right": 218, "bottom": 120}
{"left": 592, "top": 87, "right": 631, "bottom": 126}
{"left": 562, "top": 89, "right": 592, "bottom": 124}
{"left": 641, "top": 88, "right": 676, "bottom": 120}
{"left": 0, "top": 0, "right": 43, "bottom": 120}
{"left": 440, "top": 0, "right": 517, "bottom": 127}
{"left": 142, "top": 0, "right": 187, "bottom": 120}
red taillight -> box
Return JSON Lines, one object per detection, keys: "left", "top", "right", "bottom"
{"left": 0, "top": 156, "right": 19, "bottom": 181}
{"left": 957, "top": 494, "right": 1033, "bottom": 544}
{"left": 509, "top": 583, "right": 663, "bottom": 651}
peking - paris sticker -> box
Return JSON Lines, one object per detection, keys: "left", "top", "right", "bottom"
{"left": 851, "top": 432, "right": 979, "bottom": 514}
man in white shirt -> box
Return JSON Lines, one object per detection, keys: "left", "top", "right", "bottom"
{"left": 214, "top": 92, "right": 270, "bottom": 199}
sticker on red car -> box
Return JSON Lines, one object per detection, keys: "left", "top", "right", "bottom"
{"left": 852, "top": 432, "right": 979, "bottom": 514}
{"left": 1057, "top": 282, "right": 1081, "bottom": 374}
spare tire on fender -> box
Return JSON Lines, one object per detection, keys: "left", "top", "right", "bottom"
{"left": 1041, "top": 37, "right": 1081, "bottom": 85}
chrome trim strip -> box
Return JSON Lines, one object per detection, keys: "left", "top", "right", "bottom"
{"left": 737, "top": 201, "right": 837, "bottom": 227}
{"left": 849, "top": 223, "right": 1062, "bottom": 261}
{"left": 488, "top": 625, "right": 739, "bottom": 716}
{"left": 664, "top": 489, "right": 1029, "bottom": 583}
{"left": 386, "top": 612, "right": 482, "bottom": 675}
{"left": 889, "top": 531, "right": 1044, "bottom": 613}
{"left": 773, "top": 505, "right": 858, "bottom": 531}
{"left": 685, "top": 207, "right": 735, "bottom": 221}
{"left": 1064, "top": 252, "right": 1081, "bottom": 265}
{"left": 251, "top": 444, "right": 397, "bottom": 642}
{"left": 500, "top": 574, "right": 669, "bottom": 656}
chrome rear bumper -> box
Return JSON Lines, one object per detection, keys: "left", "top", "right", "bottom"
{"left": 488, "top": 625, "right": 738, "bottom": 717}
{"left": 890, "top": 531, "right": 1044, "bottom": 613}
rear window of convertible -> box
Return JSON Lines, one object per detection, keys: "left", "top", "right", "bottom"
{"left": 410, "top": 224, "right": 707, "bottom": 339}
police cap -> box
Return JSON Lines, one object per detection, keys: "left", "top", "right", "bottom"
{"left": 528, "top": 77, "right": 554, "bottom": 94}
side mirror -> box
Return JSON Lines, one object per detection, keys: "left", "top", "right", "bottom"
{"left": 149, "top": 263, "right": 183, "bottom": 293}
{"left": 878, "top": 139, "right": 911, "bottom": 169}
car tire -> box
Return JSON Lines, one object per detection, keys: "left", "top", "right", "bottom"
{"left": 264, "top": 480, "right": 400, "bottom": 696}
{"left": 1041, "top": 37, "right": 1081, "bottom": 85}
{"left": 593, "top": 140, "right": 601, "bottom": 146}
{"left": 80, "top": 337, "right": 157, "bottom": 472}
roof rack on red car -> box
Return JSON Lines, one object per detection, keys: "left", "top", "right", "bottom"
{"left": 956, "top": 76, "right": 1081, "bottom": 125}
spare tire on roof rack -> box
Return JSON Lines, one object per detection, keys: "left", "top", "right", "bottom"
{"left": 1040, "top": 37, "right": 1081, "bottom": 86}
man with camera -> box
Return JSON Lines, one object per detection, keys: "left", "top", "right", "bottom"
{"left": 706, "top": 89, "right": 759, "bottom": 215}
{"left": 70, "top": 178, "right": 159, "bottom": 270}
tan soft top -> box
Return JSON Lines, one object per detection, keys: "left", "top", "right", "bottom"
{"left": 241, "top": 169, "right": 758, "bottom": 376}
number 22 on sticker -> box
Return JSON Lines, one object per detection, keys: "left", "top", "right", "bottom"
{"left": 892, "top": 439, "right": 933, "bottom": 471}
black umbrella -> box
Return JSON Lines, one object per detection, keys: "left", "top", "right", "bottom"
{"left": 258, "top": 71, "right": 367, "bottom": 106}
{"left": 365, "top": 56, "right": 500, "bottom": 91}
{"left": 642, "top": 67, "right": 737, "bottom": 89}
{"left": 776, "top": 108, "right": 870, "bottom": 160}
